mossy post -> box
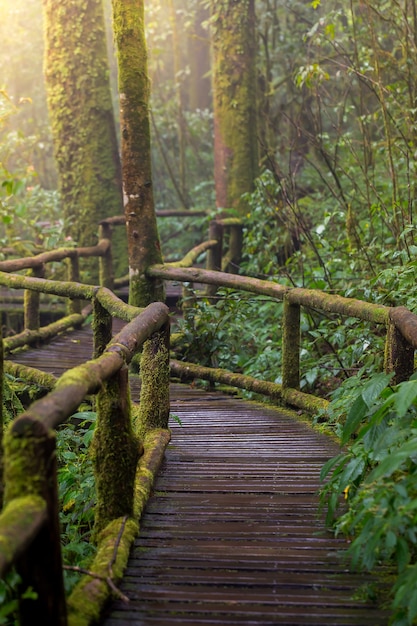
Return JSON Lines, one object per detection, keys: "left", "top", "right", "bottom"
{"left": 210, "top": 0, "right": 258, "bottom": 218}
{"left": 4, "top": 417, "right": 67, "bottom": 625}
{"left": 67, "top": 254, "right": 81, "bottom": 315}
{"left": 385, "top": 318, "right": 414, "bottom": 385}
{"left": 43, "top": 0, "right": 123, "bottom": 256}
{"left": 98, "top": 221, "right": 114, "bottom": 290}
{"left": 92, "top": 365, "right": 142, "bottom": 538}
{"left": 92, "top": 297, "right": 113, "bottom": 359}
{"left": 206, "top": 220, "right": 223, "bottom": 300}
{"left": 24, "top": 265, "right": 44, "bottom": 331}
{"left": 282, "top": 296, "right": 300, "bottom": 391}
{"left": 136, "top": 324, "right": 170, "bottom": 440}
{"left": 112, "top": 0, "right": 165, "bottom": 308}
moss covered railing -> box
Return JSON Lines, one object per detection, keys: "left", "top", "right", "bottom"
{"left": 100, "top": 213, "right": 243, "bottom": 290}
{"left": 0, "top": 231, "right": 113, "bottom": 337}
{"left": 147, "top": 263, "right": 417, "bottom": 414}
{"left": 0, "top": 276, "right": 170, "bottom": 626}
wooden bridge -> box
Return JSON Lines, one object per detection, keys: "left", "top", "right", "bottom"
{"left": 2, "top": 215, "right": 415, "bottom": 624}
{"left": 9, "top": 324, "right": 388, "bottom": 626}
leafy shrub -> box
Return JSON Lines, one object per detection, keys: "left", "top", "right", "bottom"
{"left": 321, "top": 373, "right": 417, "bottom": 625}
{"left": 57, "top": 411, "right": 97, "bottom": 593}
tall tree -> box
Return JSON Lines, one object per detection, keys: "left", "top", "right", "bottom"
{"left": 187, "top": 1, "right": 211, "bottom": 111}
{"left": 43, "top": 0, "right": 123, "bottom": 249}
{"left": 210, "top": 0, "right": 259, "bottom": 215}
{"left": 112, "top": 0, "right": 164, "bottom": 307}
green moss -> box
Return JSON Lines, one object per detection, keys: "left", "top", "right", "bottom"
{"left": 211, "top": 0, "right": 258, "bottom": 214}
{"left": 91, "top": 369, "right": 141, "bottom": 538}
{"left": 43, "top": 0, "right": 123, "bottom": 255}
{"left": 133, "top": 428, "right": 170, "bottom": 518}
{"left": 4, "top": 361, "right": 57, "bottom": 392}
{"left": 0, "top": 495, "right": 46, "bottom": 565}
{"left": 136, "top": 334, "right": 170, "bottom": 439}
{"left": 282, "top": 298, "right": 300, "bottom": 390}
{"left": 67, "top": 516, "right": 139, "bottom": 626}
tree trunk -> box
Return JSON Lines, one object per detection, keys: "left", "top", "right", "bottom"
{"left": 210, "top": 0, "right": 259, "bottom": 214}
{"left": 43, "top": 0, "right": 123, "bottom": 250}
{"left": 188, "top": 3, "right": 211, "bottom": 111}
{"left": 112, "top": 0, "right": 165, "bottom": 307}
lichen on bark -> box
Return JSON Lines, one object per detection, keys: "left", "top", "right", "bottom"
{"left": 43, "top": 0, "right": 123, "bottom": 255}
{"left": 210, "top": 0, "right": 259, "bottom": 214}
{"left": 111, "top": 0, "right": 164, "bottom": 307}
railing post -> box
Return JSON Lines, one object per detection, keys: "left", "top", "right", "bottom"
{"left": 385, "top": 318, "right": 414, "bottom": 385}
{"left": 228, "top": 223, "right": 243, "bottom": 274}
{"left": 282, "top": 295, "right": 300, "bottom": 390}
{"left": 92, "top": 364, "right": 141, "bottom": 537}
{"left": 136, "top": 321, "right": 170, "bottom": 439}
{"left": 67, "top": 253, "right": 81, "bottom": 314}
{"left": 99, "top": 222, "right": 114, "bottom": 290}
{"left": 205, "top": 220, "right": 223, "bottom": 301}
{"left": 92, "top": 297, "right": 113, "bottom": 359}
{"left": 24, "top": 265, "right": 44, "bottom": 330}
{"left": 4, "top": 417, "right": 67, "bottom": 625}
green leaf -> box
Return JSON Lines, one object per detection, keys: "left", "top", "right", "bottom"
{"left": 320, "top": 452, "right": 346, "bottom": 481}
{"left": 367, "top": 440, "right": 417, "bottom": 480}
{"left": 394, "top": 380, "right": 417, "bottom": 417}
{"left": 361, "top": 372, "right": 392, "bottom": 408}
{"left": 341, "top": 395, "right": 368, "bottom": 445}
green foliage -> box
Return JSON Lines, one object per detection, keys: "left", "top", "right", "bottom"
{"left": 56, "top": 411, "right": 97, "bottom": 593}
{"left": 321, "top": 373, "right": 417, "bottom": 624}
{"left": 0, "top": 571, "right": 37, "bottom": 625}
{"left": 2, "top": 375, "right": 24, "bottom": 424}
{"left": 176, "top": 288, "right": 284, "bottom": 387}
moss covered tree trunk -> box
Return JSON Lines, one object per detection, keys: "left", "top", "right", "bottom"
{"left": 112, "top": 0, "right": 164, "bottom": 307}
{"left": 210, "top": 0, "right": 259, "bottom": 215}
{"left": 43, "top": 0, "right": 123, "bottom": 250}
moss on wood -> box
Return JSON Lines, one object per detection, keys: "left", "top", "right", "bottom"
{"left": 287, "top": 288, "right": 389, "bottom": 324}
{"left": 91, "top": 367, "right": 142, "bottom": 538}
{"left": 0, "top": 495, "right": 47, "bottom": 575}
{"left": 134, "top": 428, "right": 171, "bottom": 519}
{"left": 170, "top": 359, "right": 283, "bottom": 400}
{"left": 136, "top": 332, "right": 170, "bottom": 439}
{"left": 67, "top": 516, "right": 139, "bottom": 626}
{"left": 66, "top": 430, "right": 171, "bottom": 624}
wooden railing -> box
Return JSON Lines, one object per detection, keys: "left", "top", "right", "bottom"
{"left": 147, "top": 263, "right": 417, "bottom": 415}
{"left": 2, "top": 212, "right": 417, "bottom": 623}
{"left": 0, "top": 275, "right": 170, "bottom": 625}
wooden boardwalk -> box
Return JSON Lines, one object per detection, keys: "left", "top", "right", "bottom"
{"left": 8, "top": 326, "right": 389, "bottom": 625}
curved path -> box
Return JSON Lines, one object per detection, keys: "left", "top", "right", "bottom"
{"left": 8, "top": 325, "right": 388, "bottom": 625}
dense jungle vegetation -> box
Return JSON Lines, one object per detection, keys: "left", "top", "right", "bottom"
{"left": 2, "top": 0, "right": 417, "bottom": 623}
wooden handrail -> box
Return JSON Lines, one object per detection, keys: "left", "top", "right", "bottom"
{"left": 147, "top": 262, "right": 416, "bottom": 404}
{"left": 0, "top": 281, "right": 170, "bottom": 625}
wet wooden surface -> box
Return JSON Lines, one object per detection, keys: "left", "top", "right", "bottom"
{"left": 8, "top": 323, "right": 389, "bottom": 625}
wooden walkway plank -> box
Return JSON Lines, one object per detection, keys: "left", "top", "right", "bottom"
{"left": 101, "top": 387, "right": 388, "bottom": 626}
{"left": 8, "top": 326, "right": 389, "bottom": 625}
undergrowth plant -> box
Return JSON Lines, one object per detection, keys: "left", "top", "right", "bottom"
{"left": 57, "top": 411, "right": 97, "bottom": 593}
{"left": 321, "top": 372, "right": 417, "bottom": 625}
